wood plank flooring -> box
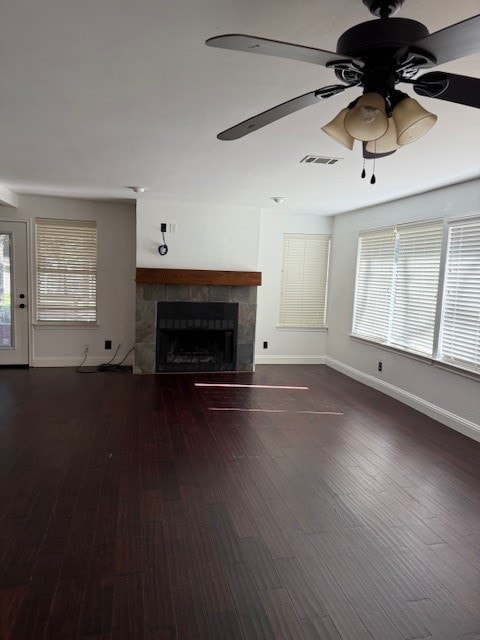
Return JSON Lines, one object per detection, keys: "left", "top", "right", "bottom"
{"left": 0, "top": 365, "right": 479, "bottom": 639}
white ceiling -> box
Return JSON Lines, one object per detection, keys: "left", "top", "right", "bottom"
{"left": 0, "top": 0, "right": 479, "bottom": 215}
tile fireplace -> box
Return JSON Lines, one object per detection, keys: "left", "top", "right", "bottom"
{"left": 135, "top": 269, "right": 261, "bottom": 374}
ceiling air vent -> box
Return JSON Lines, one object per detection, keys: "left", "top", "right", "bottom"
{"left": 300, "top": 155, "right": 342, "bottom": 165}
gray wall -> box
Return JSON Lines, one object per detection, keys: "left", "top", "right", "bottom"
{"left": 3, "top": 195, "right": 136, "bottom": 366}
{"left": 326, "top": 178, "right": 480, "bottom": 440}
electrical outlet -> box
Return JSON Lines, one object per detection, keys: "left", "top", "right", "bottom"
{"left": 263, "top": 341, "right": 268, "bottom": 349}
{"left": 83, "top": 344, "right": 89, "bottom": 354}
{"left": 160, "top": 223, "right": 167, "bottom": 232}
{"left": 378, "top": 361, "right": 383, "bottom": 371}
{"left": 169, "top": 223, "right": 176, "bottom": 233}
{"left": 105, "top": 340, "right": 112, "bottom": 350}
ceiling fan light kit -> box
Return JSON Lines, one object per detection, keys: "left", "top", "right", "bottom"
{"left": 343, "top": 93, "right": 389, "bottom": 141}
{"left": 365, "top": 117, "right": 399, "bottom": 153}
{"left": 325, "top": 90, "right": 437, "bottom": 151}
{"left": 392, "top": 97, "right": 438, "bottom": 145}
{"left": 206, "top": 0, "right": 479, "bottom": 174}
{"left": 321, "top": 108, "right": 355, "bottom": 150}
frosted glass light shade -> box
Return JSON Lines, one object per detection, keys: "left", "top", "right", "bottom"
{"left": 344, "top": 93, "right": 389, "bottom": 142}
{"left": 321, "top": 108, "right": 354, "bottom": 150}
{"left": 365, "top": 118, "right": 399, "bottom": 154}
{"left": 393, "top": 97, "right": 437, "bottom": 145}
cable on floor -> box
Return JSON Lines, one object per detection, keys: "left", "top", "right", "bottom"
{"left": 76, "top": 345, "right": 134, "bottom": 373}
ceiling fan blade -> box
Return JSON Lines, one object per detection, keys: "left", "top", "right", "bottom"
{"left": 206, "top": 34, "right": 362, "bottom": 67}
{"left": 217, "top": 86, "right": 349, "bottom": 141}
{"left": 411, "top": 13, "right": 480, "bottom": 65}
{"left": 413, "top": 72, "right": 480, "bottom": 109}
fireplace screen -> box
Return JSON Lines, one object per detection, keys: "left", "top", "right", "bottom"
{"left": 156, "top": 302, "right": 238, "bottom": 372}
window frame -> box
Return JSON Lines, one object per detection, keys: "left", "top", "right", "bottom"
{"left": 34, "top": 218, "right": 98, "bottom": 326}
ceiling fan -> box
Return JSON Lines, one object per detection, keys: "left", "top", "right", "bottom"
{"left": 206, "top": 0, "right": 480, "bottom": 164}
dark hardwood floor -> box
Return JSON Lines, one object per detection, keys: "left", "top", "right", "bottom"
{"left": 0, "top": 365, "right": 480, "bottom": 640}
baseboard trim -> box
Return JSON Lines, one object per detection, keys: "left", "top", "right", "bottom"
{"left": 33, "top": 355, "right": 134, "bottom": 368}
{"left": 255, "top": 355, "right": 326, "bottom": 365}
{"left": 325, "top": 357, "right": 480, "bottom": 443}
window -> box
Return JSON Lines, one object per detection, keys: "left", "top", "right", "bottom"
{"left": 352, "top": 215, "right": 480, "bottom": 375}
{"left": 35, "top": 218, "right": 97, "bottom": 324}
{"left": 352, "top": 228, "right": 395, "bottom": 343}
{"left": 279, "top": 233, "right": 330, "bottom": 328}
{"left": 390, "top": 221, "right": 444, "bottom": 355}
{"left": 438, "top": 218, "right": 480, "bottom": 374}
{"left": 353, "top": 220, "right": 443, "bottom": 356}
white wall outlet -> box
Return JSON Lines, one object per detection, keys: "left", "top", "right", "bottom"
{"left": 169, "top": 223, "right": 176, "bottom": 233}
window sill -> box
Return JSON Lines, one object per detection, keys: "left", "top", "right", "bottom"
{"left": 350, "top": 334, "right": 480, "bottom": 381}
{"left": 33, "top": 323, "right": 99, "bottom": 329}
{"left": 277, "top": 325, "right": 328, "bottom": 332}
{"left": 349, "top": 334, "right": 432, "bottom": 363}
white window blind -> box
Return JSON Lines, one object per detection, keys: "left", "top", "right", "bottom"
{"left": 439, "top": 218, "right": 480, "bottom": 374}
{"left": 352, "top": 220, "right": 443, "bottom": 356}
{"left": 279, "top": 233, "right": 330, "bottom": 328}
{"left": 352, "top": 228, "right": 395, "bottom": 343}
{"left": 36, "top": 218, "right": 97, "bottom": 323}
{"left": 390, "top": 221, "right": 443, "bottom": 355}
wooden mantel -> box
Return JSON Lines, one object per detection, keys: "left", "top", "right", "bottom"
{"left": 136, "top": 268, "right": 262, "bottom": 286}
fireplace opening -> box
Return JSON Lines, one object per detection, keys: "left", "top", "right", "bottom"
{"left": 156, "top": 302, "right": 238, "bottom": 372}
{"left": 160, "top": 328, "right": 235, "bottom": 367}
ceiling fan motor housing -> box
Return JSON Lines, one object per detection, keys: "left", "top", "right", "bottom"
{"left": 335, "top": 17, "right": 435, "bottom": 94}
{"left": 337, "top": 18, "right": 430, "bottom": 59}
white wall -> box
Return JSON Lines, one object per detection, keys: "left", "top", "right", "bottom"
{"left": 327, "top": 179, "right": 480, "bottom": 441}
{"left": 136, "top": 200, "right": 260, "bottom": 270}
{"left": 4, "top": 195, "right": 136, "bottom": 366}
{"left": 255, "top": 211, "right": 333, "bottom": 364}
{"left": 136, "top": 201, "right": 334, "bottom": 364}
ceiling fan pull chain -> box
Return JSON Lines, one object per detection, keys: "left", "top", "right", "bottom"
{"left": 361, "top": 157, "right": 366, "bottom": 179}
{"left": 370, "top": 143, "right": 377, "bottom": 184}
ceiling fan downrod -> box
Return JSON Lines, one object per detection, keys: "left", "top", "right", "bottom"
{"left": 363, "top": 0, "right": 404, "bottom": 19}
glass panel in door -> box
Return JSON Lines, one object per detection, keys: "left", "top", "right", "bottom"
{"left": 0, "top": 233, "right": 12, "bottom": 348}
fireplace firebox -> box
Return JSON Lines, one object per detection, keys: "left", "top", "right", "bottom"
{"left": 156, "top": 302, "right": 238, "bottom": 372}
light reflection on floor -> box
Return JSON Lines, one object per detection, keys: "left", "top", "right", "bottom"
{"left": 195, "top": 383, "right": 309, "bottom": 390}
{"left": 208, "top": 407, "right": 343, "bottom": 415}
{"left": 195, "top": 377, "right": 343, "bottom": 416}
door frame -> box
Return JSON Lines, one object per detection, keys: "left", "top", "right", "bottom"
{"left": 0, "top": 217, "right": 31, "bottom": 366}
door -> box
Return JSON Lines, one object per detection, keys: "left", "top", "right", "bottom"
{"left": 0, "top": 221, "right": 29, "bottom": 366}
